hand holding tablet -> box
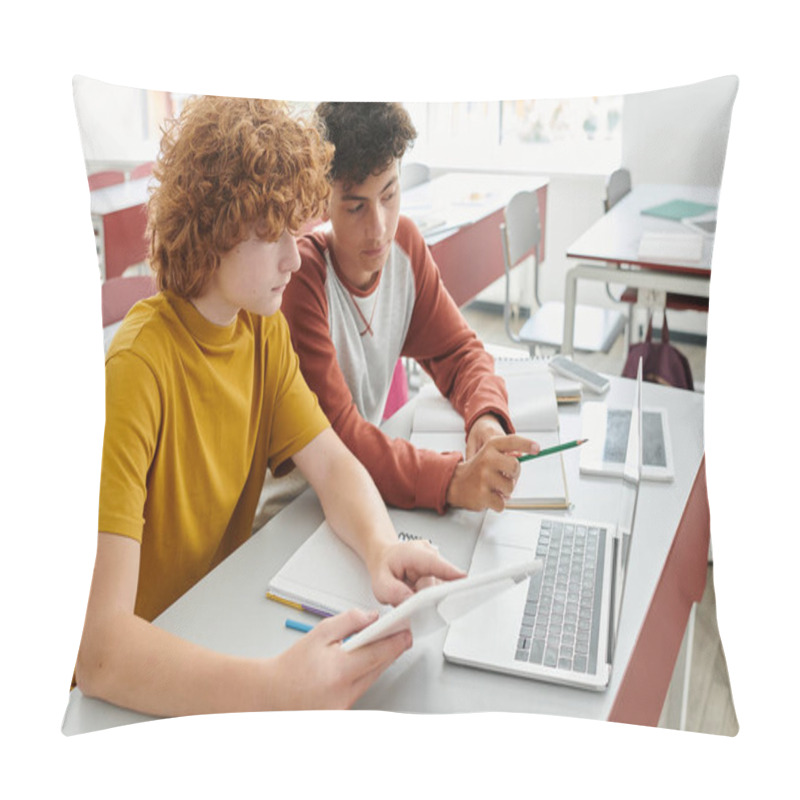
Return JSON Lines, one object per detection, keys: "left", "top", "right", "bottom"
{"left": 340, "top": 558, "right": 542, "bottom": 652}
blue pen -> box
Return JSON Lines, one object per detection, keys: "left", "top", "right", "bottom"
{"left": 285, "top": 618, "right": 314, "bottom": 634}
{"left": 285, "top": 617, "right": 356, "bottom": 643}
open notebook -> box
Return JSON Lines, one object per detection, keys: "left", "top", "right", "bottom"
{"left": 267, "top": 506, "right": 494, "bottom": 619}
{"left": 410, "top": 368, "right": 568, "bottom": 509}
{"left": 266, "top": 511, "right": 540, "bottom": 649}
{"left": 268, "top": 519, "right": 395, "bottom": 617}
{"left": 493, "top": 355, "right": 582, "bottom": 404}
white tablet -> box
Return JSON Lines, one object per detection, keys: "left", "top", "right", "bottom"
{"left": 340, "top": 558, "right": 541, "bottom": 651}
{"left": 580, "top": 402, "right": 674, "bottom": 482}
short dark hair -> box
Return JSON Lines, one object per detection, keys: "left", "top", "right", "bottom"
{"left": 315, "top": 102, "right": 417, "bottom": 186}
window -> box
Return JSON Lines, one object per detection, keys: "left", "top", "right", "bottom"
{"left": 404, "top": 96, "right": 623, "bottom": 175}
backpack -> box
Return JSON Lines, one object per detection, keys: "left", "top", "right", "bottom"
{"left": 622, "top": 315, "right": 694, "bottom": 390}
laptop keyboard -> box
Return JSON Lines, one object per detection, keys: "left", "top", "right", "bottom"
{"left": 515, "top": 520, "right": 606, "bottom": 674}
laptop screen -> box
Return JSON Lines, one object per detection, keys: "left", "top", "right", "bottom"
{"left": 609, "top": 361, "right": 643, "bottom": 658}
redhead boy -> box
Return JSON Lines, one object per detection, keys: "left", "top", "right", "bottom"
{"left": 280, "top": 102, "right": 537, "bottom": 516}
{"left": 75, "top": 96, "right": 463, "bottom": 717}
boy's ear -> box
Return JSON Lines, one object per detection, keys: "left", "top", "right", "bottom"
{"left": 321, "top": 206, "right": 331, "bottom": 223}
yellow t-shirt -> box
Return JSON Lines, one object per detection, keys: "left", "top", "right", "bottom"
{"left": 98, "top": 291, "right": 329, "bottom": 622}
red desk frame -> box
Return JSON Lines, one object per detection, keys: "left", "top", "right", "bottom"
{"left": 610, "top": 456, "right": 710, "bottom": 725}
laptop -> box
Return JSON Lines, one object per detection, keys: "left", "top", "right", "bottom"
{"left": 443, "top": 361, "right": 643, "bottom": 691}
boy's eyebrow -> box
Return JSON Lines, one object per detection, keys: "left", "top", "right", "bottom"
{"left": 341, "top": 175, "right": 398, "bottom": 202}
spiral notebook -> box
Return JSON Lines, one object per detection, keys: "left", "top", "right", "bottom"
{"left": 267, "top": 509, "right": 469, "bottom": 618}
{"left": 410, "top": 366, "right": 569, "bottom": 509}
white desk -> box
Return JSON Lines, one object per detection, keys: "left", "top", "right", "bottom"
{"left": 562, "top": 184, "right": 718, "bottom": 355}
{"left": 62, "top": 374, "right": 707, "bottom": 734}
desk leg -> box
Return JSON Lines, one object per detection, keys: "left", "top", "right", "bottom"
{"left": 563, "top": 263, "right": 710, "bottom": 358}
{"left": 658, "top": 601, "right": 697, "bottom": 730}
{"left": 562, "top": 268, "right": 579, "bottom": 356}
{"left": 679, "top": 604, "right": 697, "bottom": 730}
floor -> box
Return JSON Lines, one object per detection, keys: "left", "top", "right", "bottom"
{"left": 440, "top": 302, "right": 739, "bottom": 736}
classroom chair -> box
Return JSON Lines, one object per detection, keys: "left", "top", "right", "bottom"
{"left": 604, "top": 166, "right": 632, "bottom": 213}
{"left": 100, "top": 203, "right": 150, "bottom": 281}
{"left": 101, "top": 274, "right": 157, "bottom": 328}
{"left": 400, "top": 162, "right": 430, "bottom": 191}
{"left": 130, "top": 161, "right": 155, "bottom": 180}
{"left": 88, "top": 170, "right": 126, "bottom": 191}
{"left": 600, "top": 168, "right": 635, "bottom": 320}
{"left": 382, "top": 359, "right": 410, "bottom": 420}
{"left": 101, "top": 274, "right": 158, "bottom": 352}
{"left": 500, "top": 190, "right": 626, "bottom": 355}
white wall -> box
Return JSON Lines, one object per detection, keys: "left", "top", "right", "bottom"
{"left": 73, "top": 75, "right": 163, "bottom": 169}
{"left": 622, "top": 75, "right": 739, "bottom": 186}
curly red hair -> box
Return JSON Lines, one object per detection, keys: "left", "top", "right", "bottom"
{"left": 147, "top": 95, "right": 333, "bottom": 298}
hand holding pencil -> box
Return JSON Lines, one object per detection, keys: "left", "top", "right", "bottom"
{"left": 517, "top": 438, "right": 588, "bottom": 463}
{"left": 446, "top": 433, "right": 539, "bottom": 513}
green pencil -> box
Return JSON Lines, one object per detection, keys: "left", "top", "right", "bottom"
{"left": 517, "top": 438, "right": 588, "bottom": 463}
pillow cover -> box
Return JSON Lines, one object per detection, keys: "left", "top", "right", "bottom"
{"left": 67, "top": 75, "right": 738, "bottom": 738}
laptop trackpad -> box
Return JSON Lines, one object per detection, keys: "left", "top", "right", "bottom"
{"left": 475, "top": 511, "right": 540, "bottom": 549}
{"left": 470, "top": 511, "right": 541, "bottom": 573}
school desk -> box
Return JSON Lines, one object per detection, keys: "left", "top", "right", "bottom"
{"left": 61, "top": 373, "right": 708, "bottom": 734}
{"left": 401, "top": 173, "right": 549, "bottom": 307}
{"left": 561, "top": 184, "right": 718, "bottom": 355}
{"left": 90, "top": 175, "right": 152, "bottom": 280}
{"left": 88, "top": 171, "right": 546, "bottom": 297}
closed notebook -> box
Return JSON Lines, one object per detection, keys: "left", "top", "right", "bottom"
{"left": 640, "top": 198, "right": 717, "bottom": 220}
{"left": 410, "top": 370, "right": 568, "bottom": 509}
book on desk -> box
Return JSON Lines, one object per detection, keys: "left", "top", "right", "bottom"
{"left": 266, "top": 505, "right": 472, "bottom": 618}
{"left": 267, "top": 519, "right": 386, "bottom": 617}
{"left": 411, "top": 366, "right": 570, "bottom": 510}
{"left": 493, "top": 355, "right": 582, "bottom": 404}
{"left": 266, "top": 512, "right": 541, "bottom": 651}
{"left": 640, "top": 198, "right": 717, "bottom": 221}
